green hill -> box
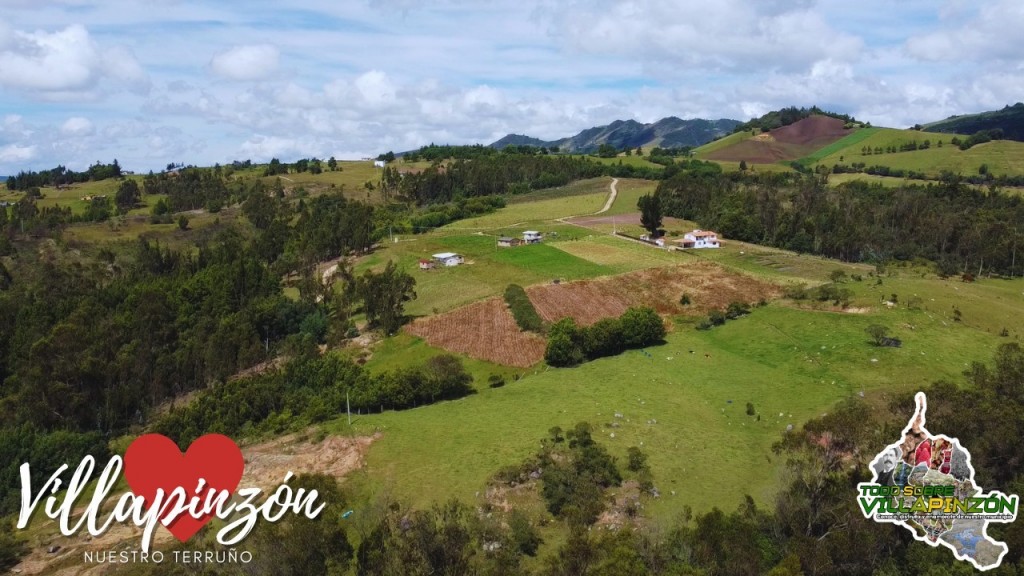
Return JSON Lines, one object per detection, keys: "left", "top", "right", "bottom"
{"left": 924, "top": 103, "right": 1024, "bottom": 141}
{"left": 807, "top": 127, "right": 1024, "bottom": 178}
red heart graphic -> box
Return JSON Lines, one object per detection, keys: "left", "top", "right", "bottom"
{"left": 123, "top": 434, "right": 244, "bottom": 542}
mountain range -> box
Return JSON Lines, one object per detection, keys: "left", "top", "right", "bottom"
{"left": 489, "top": 117, "right": 741, "bottom": 153}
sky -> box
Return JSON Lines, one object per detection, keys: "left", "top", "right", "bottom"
{"left": 1, "top": 0, "right": 1023, "bottom": 174}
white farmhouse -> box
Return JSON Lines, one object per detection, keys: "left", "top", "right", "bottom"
{"left": 432, "top": 252, "right": 464, "bottom": 266}
{"left": 675, "top": 229, "right": 721, "bottom": 249}
{"left": 523, "top": 230, "right": 542, "bottom": 244}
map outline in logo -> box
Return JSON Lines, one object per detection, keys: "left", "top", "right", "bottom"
{"left": 858, "top": 392, "right": 1018, "bottom": 571}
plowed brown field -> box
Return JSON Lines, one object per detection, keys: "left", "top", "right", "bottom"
{"left": 407, "top": 262, "right": 780, "bottom": 366}
{"left": 406, "top": 298, "right": 547, "bottom": 367}
{"left": 706, "top": 115, "right": 850, "bottom": 163}
{"left": 527, "top": 261, "right": 780, "bottom": 325}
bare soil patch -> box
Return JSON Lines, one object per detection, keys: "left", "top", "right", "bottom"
{"left": 405, "top": 298, "right": 547, "bottom": 367}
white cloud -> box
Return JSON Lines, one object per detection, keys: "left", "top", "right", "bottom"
{"left": 354, "top": 70, "right": 397, "bottom": 107}
{"left": 0, "top": 24, "right": 148, "bottom": 94}
{"left": 209, "top": 44, "right": 280, "bottom": 81}
{"left": 60, "top": 116, "right": 94, "bottom": 136}
{"left": 238, "top": 135, "right": 306, "bottom": 161}
{"left": 905, "top": 0, "right": 1024, "bottom": 62}
{"left": 0, "top": 144, "right": 37, "bottom": 164}
{"left": 544, "top": 0, "right": 863, "bottom": 73}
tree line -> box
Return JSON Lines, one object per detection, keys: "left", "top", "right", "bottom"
{"left": 154, "top": 351, "right": 474, "bottom": 449}
{"left": 5, "top": 160, "right": 123, "bottom": 191}
{"left": 655, "top": 168, "right": 1024, "bottom": 276}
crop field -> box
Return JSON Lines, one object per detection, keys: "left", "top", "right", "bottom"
{"left": 506, "top": 177, "right": 613, "bottom": 204}
{"left": 405, "top": 298, "right": 547, "bottom": 367}
{"left": 549, "top": 235, "right": 681, "bottom": 271}
{"left": 400, "top": 259, "right": 781, "bottom": 366}
{"left": 527, "top": 261, "right": 780, "bottom": 324}
{"left": 449, "top": 190, "right": 609, "bottom": 229}
{"left": 702, "top": 116, "right": 853, "bottom": 164}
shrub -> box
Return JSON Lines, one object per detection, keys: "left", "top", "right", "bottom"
{"left": 866, "top": 324, "right": 889, "bottom": 346}
{"left": 488, "top": 374, "right": 506, "bottom": 388}
{"left": 626, "top": 446, "right": 648, "bottom": 472}
{"left": 619, "top": 307, "right": 665, "bottom": 347}
{"left": 725, "top": 301, "right": 751, "bottom": 319}
{"left": 545, "top": 332, "right": 583, "bottom": 367}
{"left": 783, "top": 283, "right": 808, "bottom": 300}
{"left": 746, "top": 402, "right": 755, "bottom": 416}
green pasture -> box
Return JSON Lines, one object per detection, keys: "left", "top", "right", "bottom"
{"left": 811, "top": 128, "right": 1024, "bottom": 177}
{"left": 328, "top": 297, "right": 1008, "bottom": 520}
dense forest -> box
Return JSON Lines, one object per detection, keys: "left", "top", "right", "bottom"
{"left": 0, "top": 181, "right": 427, "bottom": 518}
{"left": 655, "top": 167, "right": 1024, "bottom": 276}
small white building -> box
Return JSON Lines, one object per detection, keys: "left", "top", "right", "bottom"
{"left": 523, "top": 231, "right": 542, "bottom": 244}
{"left": 373, "top": 160, "right": 386, "bottom": 168}
{"left": 432, "top": 252, "right": 464, "bottom": 266}
{"left": 675, "top": 229, "right": 720, "bottom": 249}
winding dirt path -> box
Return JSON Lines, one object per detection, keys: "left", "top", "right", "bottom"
{"left": 595, "top": 177, "right": 618, "bottom": 215}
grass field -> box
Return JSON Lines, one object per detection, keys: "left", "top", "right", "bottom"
{"left": 811, "top": 128, "right": 1024, "bottom": 177}
{"left": 602, "top": 178, "right": 658, "bottom": 216}
{"left": 570, "top": 154, "right": 663, "bottom": 169}
{"left": 257, "top": 161, "right": 389, "bottom": 203}
{"left": 693, "top": 130, "right": 752, "bottom": 156}
{"left": 711, "top": 161, "right": 796, "bottom": 173}
{"left": 797, "top": 127, "right": 882, "bottom": 165}
{"left": 329, "top": 294, "right": 1012, "bottom": 521}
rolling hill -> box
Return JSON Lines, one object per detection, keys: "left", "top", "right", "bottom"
{"left": 691, "top": 111, "right": 1024, "bottom": 180}
{"left": 490, "top": 116, "right": 740, "bottom": 153}
{"left": 696, "top": 115, "right": 855, "bottom": 163}
{"left": 924, "top": 103, "right": 1024, "bottom": 141}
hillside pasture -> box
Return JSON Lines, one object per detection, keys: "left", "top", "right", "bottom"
{"left": 336, "top": 298, "right": 1008, "bottom": 519}
{"left": 259, "top": 160, "right": 389, "bottom": 203}
{"left": 812, "top": 128, "right": 1024, "bottom": 177}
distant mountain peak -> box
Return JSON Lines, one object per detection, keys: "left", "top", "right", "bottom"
{"left": 489, "top": 117, "right": 741, "bottom": 153}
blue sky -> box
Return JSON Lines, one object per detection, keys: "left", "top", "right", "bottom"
{"left": 1, "top": 0, "right": 1023, "bottom": 173}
